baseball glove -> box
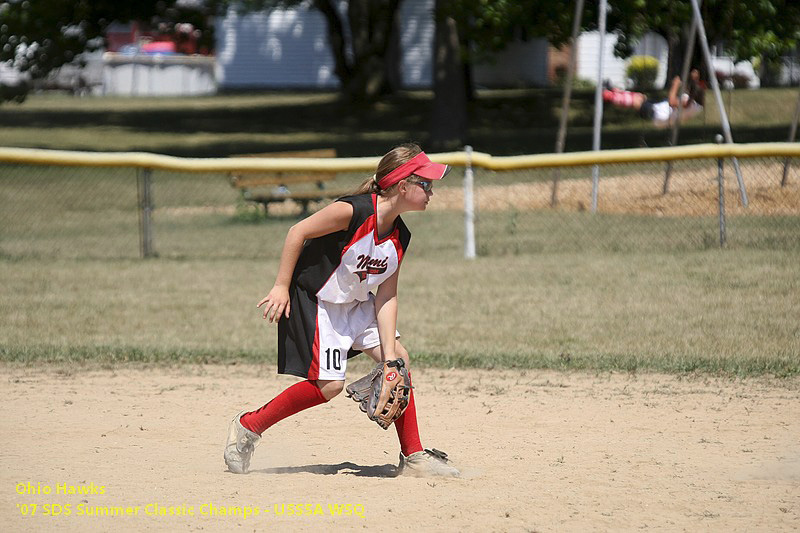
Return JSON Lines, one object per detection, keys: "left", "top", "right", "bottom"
{"left": 345, "top": 358, "right": 411, "bottom": 430}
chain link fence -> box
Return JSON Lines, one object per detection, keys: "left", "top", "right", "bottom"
{"left": 467, "top": 156, "right": 799, "bottom": 255}
{"left": 1, "top": 153, "right": 798, "bottom": 260}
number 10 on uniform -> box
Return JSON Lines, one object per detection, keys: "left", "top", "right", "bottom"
{"left": 325, "top": 348, "right": 342, "bottom": 370}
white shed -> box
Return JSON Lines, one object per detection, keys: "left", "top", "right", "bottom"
{"left": 576, "top": 31, "right": 669, "bottom": 89}
{"left": 215, "top": 3, "right": 339, "bottom": 89}
{"left": 214, "top": 0, "right": 550, "bottom": 90}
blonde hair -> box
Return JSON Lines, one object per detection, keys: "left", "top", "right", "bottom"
{"left": 352, "top": 143, "right": 423, "bottom": 195}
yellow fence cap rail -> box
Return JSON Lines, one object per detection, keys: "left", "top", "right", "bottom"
{"left": 0, "top": 143, "right": 798, "bottom": 173}
{"left": 458, "top": 143, "right": 800, "bottom": 170}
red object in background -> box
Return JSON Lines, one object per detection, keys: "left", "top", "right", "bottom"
{"left": 141, "top": 41, "right": 177, "bottom": 54}
{"left": 105, "top": 20, "right": 202, "bottom": 55}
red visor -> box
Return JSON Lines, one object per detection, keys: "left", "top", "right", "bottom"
{"left": 377, "top": 152, "right": 449, "bottom": 189}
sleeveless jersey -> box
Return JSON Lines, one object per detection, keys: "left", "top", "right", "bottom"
{"left": 292, "top": 194, "right": 411, "bottom": 304}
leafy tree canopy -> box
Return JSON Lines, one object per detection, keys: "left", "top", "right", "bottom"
{"left": 607, "top": 0, "right": 800, "bottom": 61}
{"left": 0, "top": 0, "right": 212, "bottom": 101}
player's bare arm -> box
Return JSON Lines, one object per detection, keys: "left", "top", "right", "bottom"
{"left": 375, "top": 268, "right": 401, "bottom": 362}
{"left": 668, "top": 75, "right": 682, "bottom": 108}
{"left": 257, "top": 201, "right": 354, "bottom": 322}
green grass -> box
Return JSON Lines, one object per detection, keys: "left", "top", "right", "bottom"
{"left": 1, "top": 203, "right": 798, "bottom": 376}
{"left": 1, "top": 89, "right": 798, "bottom": 376}
{"left": 475, "top": 210, "right": 800, "bottom": 254}
{"left": 1, "top": 164, "right": 798, "bottom": 379}
{"left": 0, "top": 88, "right": 796, "bottom": 156}
{"left": 1, "top": 248, "right": 798, "bottom": 376}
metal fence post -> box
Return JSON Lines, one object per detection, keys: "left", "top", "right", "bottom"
{"left": 591, "top": 0, "right": 608, "bottom": 214}
{"left": 782, "top": 89, "right": 800, "bottom": 187}
{"left": 689, "top": 0, "right": 748, "bottom": 208}
{"left": 137, "top": 167, "right": 156, "bottom": 258}
{"left": 716, "top": 135, "right": 727, "bottom": 248}
{"left": 464, "top": 145, "right": 476, "bottom": 259}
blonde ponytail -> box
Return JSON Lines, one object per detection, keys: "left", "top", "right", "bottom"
{"left": 352, "top": 174, "right": 381, "bottom": 195}
{"left": 350, "top": 143, "right": 423, "bottom": 196}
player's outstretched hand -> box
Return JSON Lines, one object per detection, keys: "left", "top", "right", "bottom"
{"left": 257, "top": 285, "right": 291, "bottom": 322}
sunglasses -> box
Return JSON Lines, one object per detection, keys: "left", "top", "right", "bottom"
{"left": 409, "top": 180, "right": 433, "bottom": 193}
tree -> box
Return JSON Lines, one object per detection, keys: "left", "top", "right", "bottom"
{"left": 427, "top": 0, "right": 799, "bottom": 148}
{"left": 429, "top": 0, "right": 577, "bottom": 148}
{"left": 218, "top": 0, "right": 404, "bottom": 101}
{"left": 429, "top": 0, "right": 466, "bottom": 150}
{"left": 606, "top": 0, "right": 800, "bottom": 87}
{"left": 0, "top": 0, "right": 213, "bottom": 103}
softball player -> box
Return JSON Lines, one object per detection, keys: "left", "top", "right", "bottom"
{"left": 224, "top": 143, "right": 459, "bottom": 477}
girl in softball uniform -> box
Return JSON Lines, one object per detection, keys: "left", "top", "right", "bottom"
{"left": 224, "top": 143, "right": 459, "bottom": 477}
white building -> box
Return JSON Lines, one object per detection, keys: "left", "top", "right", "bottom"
{"left": 214, "top": 0, "right": 550, "bottom": 90}
{"left": 576, "top": 31, "right": 670, "bottom": 89}
{"left": 214, "top": 1, "right": 759, "bottom": 91}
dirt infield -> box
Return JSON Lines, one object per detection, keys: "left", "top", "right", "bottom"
{"left": 2, "top": 365, "right": 798, "bottom": 532}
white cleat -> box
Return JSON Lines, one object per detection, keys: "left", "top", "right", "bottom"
{"left": 223, "top": 411, "right": 261, "bottom": 474}
{"left": 399, "top": 448, "right": 460, "bottom": 478}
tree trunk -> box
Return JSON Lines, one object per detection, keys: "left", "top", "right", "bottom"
{"left": 314, "top": 0, "right": 401, "bottom": 102}
{"left": 430, "top": 4, "right": 467, "bottom": 150}
{"left": 385, "top": 9, "right": 403, "bottom": 93}
{"left": 665, "top": 25, "right": 707, "bottom": 90}
{"left": 346, "top": 0, "right": 402, "bottom": 101}
{"left": 460, "top": 33, "right": 476, "bottom": 101}
{"left": 313, "top": 0, "right": 352, "bottom": 86}
{"left": 665, "top": 32, "right": 682, "bottom": 88}
{"left": 758, "top": 52, "right": 782, "bottom": 88}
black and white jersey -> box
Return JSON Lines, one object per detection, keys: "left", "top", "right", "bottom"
{"left": 278, "top": 193, "right": 411, "bottom": 380}
{"left": 293, "top": 193, "right": 411, "bottom": 303}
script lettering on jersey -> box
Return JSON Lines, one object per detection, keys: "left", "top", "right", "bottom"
{"left": 354, "top": 254, "right": 388, "bottom": 281}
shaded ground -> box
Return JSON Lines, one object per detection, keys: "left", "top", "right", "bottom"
{"left": 1, "top": 89, "right": 795, "bottom": 157}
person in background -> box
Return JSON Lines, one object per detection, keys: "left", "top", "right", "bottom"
{"left": 604, "top": 68, "right": 706, "bottom": 128}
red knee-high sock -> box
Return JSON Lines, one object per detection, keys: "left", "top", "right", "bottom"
{"left": 394, "top": 372, "right": 423, "bottom": 456}
{"left": 240, "top": 380, "right": 328, "bottom": 435}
